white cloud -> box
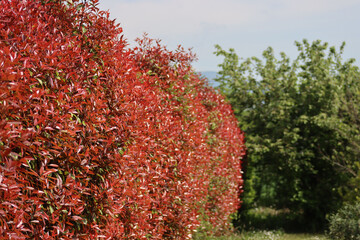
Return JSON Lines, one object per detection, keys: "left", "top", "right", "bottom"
{"left": 99, "top": 0, "right": 359, "bottom": 39}
{"left": 98, "top": 0, "right": 360, "bottom": 71}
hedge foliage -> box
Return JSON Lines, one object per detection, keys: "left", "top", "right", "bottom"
{"left": 0, "top": 0, "right": 245, "bottom": 238}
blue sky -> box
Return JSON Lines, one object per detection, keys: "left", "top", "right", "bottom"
{"left": 98, "top": 0, "right": 360, "bottom": 72}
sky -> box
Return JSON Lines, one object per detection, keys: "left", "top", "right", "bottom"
{"left": 98, "top": 0, "right": 360, "bottom": 72}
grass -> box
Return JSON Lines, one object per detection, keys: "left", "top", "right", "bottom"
{"left": 193, "top": 230, "right": 329, "bottom": 240}
{"left": 193, "top": 207, "right": 331, "bottom": 240}
{"left": 235, "top": 207, "right": 305, "bottom": 232}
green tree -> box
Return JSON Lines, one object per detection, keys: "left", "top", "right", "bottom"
{"left": 214, "top": 39, "right": 360, "bottom": 230}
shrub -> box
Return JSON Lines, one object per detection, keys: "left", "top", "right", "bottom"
{"left": 0, "top": 0, "right": 245, "bottom": 238}
{"left": 214, "top": 40, "right": 360, "bottom": 231}
{"left": 328, "top": 203, "right": 360, "bottom": 240}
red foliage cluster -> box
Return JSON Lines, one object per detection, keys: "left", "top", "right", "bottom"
{"left": 0, "top": 0, "right": 246, "bottom": 239}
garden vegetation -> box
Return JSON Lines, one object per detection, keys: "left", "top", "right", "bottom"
{"left": 215, "top": 39, "right": 360, "bottom": 232}
{"left": 0, "top": 0, "right": 245, "bottom": 238}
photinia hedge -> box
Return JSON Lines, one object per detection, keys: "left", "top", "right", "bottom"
{"left": 0, "top": 0, "right": 246, "bottom": 239}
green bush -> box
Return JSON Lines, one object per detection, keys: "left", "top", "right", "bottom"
{"left": 328, "top": 203, "right": 360, "bottom": 240}
{"left": 214, "top": 40, "right": 360, "bottom": 231}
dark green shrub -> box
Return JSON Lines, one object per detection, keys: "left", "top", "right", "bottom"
{"left": 328, "top": 203, "right": 360, "bottom": 240}
{"left": 215, "top": 40, "right": 360, "bottom": 231}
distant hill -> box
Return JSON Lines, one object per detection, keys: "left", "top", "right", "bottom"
{"left": 198, "top": 71, "right": 220, "bottom": 87}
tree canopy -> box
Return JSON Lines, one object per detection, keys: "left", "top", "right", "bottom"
{"left": 215, "top": 39, "right": 360, "bottom": 230}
